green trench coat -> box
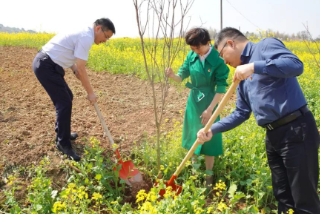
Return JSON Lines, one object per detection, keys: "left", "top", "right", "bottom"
{"left": 178, "top": 48, "right": 230, "bottom": 156}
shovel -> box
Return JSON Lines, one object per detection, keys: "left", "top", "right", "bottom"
{"left": 158, "top": 79, "right": 240, "bottom": 196}
{"left": 94, "top": 103, "right": 143, "bottom": 186}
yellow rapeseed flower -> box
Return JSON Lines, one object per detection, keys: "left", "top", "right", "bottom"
{"left": 6, "top": 175, "right": 16, "bottom": 186}
{"left": 92, "top": 192, "right": 103, "bottom": 201}
{"left": 52, "top": 201, "right": 67, "bottom": 213}
{"left": 147, "top": 191, "right": 158, "bottom": 202}
{"left": 189, "top": 175, "right": 197, "bottom": 180}
{"left": 287, "top": 209, "right": 295, "bottom": 214}
{"left": 185, "top": 160, "right": 191, "bottom": 166}
{"left": 206, "top": 206, "right": 214, "bottom": 213}
{"left": 217, "top": 201, "right": 228, "bottom": 211}
{"left": 95, "top": 174, "right": 102, "bottom": 180}
{"left": 136, "top": 189, "right": 148, "bottom": 203}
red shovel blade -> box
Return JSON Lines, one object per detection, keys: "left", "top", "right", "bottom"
{"left": 118, "top": 160, "right": 142, "bottom": 182}
{"left": 157, "top": 175, "right": 182, "bottom": 197}
{"left": 113, "top": 149, "right": 143, "bottom": 185}
{"left": 159, "top": 183, "right": 182, "bottom": 196}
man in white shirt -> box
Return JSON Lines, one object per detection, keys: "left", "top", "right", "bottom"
{"left": 32, "top": 18, "right": 115, "bottom": 161}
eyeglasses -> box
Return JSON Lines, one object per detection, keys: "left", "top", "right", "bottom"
{"left": 218, "top": 34, "right": 240, "bottom": 57}
{"left": 102, "top": 30, "right": 110, "bottom": 40}
{"left": 218, "top": 42, "right": 228, "bottom": 57}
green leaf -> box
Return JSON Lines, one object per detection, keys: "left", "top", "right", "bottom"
{"left": 36, "top": 204, "right": 42, "bottom": 211}
{"left": 234, "top": 192, "right": 246, "bottom": 200}
{"left": 192, "top": 163, "right": 201, "bottom": 170}
{"left": 67, "top": 175, "right": 74, "bottom": 183}
{"left": 228, "top": 182, "right": 237, "bottom": 198}
{"left": 258, "top": 192, "right": 265, "bottom": 199}
{"left": 204, "top": 170, "right": 213, "bottom": 176}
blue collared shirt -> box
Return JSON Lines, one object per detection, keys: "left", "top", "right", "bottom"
{"left": 211, "top": 38, "right": 307, "bottom": 134}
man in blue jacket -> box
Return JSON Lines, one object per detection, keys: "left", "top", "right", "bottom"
{"left": 197, "top": 27, "right": 320, "bottom": 214}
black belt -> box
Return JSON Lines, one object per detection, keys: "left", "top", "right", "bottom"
{"left": 38, "top": 49, "right": 65, "bottom": 76}
{"left": 264, "top": 105, "right": 309, "bottom": 131}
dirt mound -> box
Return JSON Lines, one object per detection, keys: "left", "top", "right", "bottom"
{"left": 0, "top": 46, "right": 188, "bottom": 171}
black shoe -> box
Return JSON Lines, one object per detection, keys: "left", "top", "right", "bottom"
{"left": 56, "top": 142, "right": 81, "bottom": 162}
{"left": 55, "top": 133, "right": 79, "bottom": 142}
{"left": 70, "top": 132, "right": 78, "bottom": 141}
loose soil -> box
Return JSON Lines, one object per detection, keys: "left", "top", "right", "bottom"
{"left": 0, "top": 46, "right": 188, "bottom": 169}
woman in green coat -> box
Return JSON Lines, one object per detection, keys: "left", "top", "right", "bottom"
{"left": 166, "top": 28, "right": 229, "bottom": 189}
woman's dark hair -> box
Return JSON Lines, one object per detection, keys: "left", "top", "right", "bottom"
{"left": 185, "top": 28, "right": 210, "bottom": 46}
{"left": 94, "top": 18, "right": 116, "bottom": 34}
{"left": 214, "top": 27, "right": 246, "bottom": 49}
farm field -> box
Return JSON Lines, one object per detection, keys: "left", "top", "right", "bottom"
{"left": 0, "top": 45, "right": 187, "bottom": 167}
{"left": 0, "top": 33, "right": 320, "bottom": 213}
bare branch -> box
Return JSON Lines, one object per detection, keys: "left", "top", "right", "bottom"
{"left": 133, "top": 0, "right": 193, "bottom": 169}
{"left": 302, "top": 24, "right": 320, "bottom": 70}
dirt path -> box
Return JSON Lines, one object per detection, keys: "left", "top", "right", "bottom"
{"left": 0, "top": 46, "right": 188, "bottom": 170}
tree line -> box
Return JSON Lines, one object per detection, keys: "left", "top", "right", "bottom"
{"left": 0, "top": 24, "right": 36, "bottom": 33}
{"left": 207, "top": 27, "right": 320, "bottom": 41}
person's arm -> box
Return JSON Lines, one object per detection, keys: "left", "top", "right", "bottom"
{"left": 201, "top": 93, "right": 224, "bottom": 125}
{"left": 74, "top": 58, "right": 97, "bottom": 103}
{"left": 233, "top": 38, "right": 303, "bottom": 82}
{"left": 70, "top": 64, "right": 77, "bottom": 74}
{"left": 210, "top": 86, "right": 251, "bottom": 135}
{"left": 207, "top": 93, "right": 224, "bottom": 112}
{"left": 175, "top": 51, "right": 192, "bottom": 81}
{"left": 201, "top": 57, "right": 230, "bottom": 125}
{"left": 254, "top": 38, "right": 303, "bottom": 78}
{"left": 166, "top": 52, "right": 193, "bottom": 82}
{"left": 197, "top": 85, "right": 251, "bottom": 144}
{"left": 165, "top": 68, "right": 182, "bottom": 82}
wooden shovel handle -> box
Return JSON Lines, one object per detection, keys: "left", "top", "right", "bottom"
{"left": 173, "top": 80, "right": 240, "bottom": 177}
{"left": 94, "top": 103, "right": 115, "bottom": 146}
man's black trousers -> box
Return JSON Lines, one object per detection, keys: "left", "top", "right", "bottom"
{"left": 265, "top": 110, "right": 320, "bottom": 214}
{"left": 32, "top": 51, "right": 73, "bottom": 148}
